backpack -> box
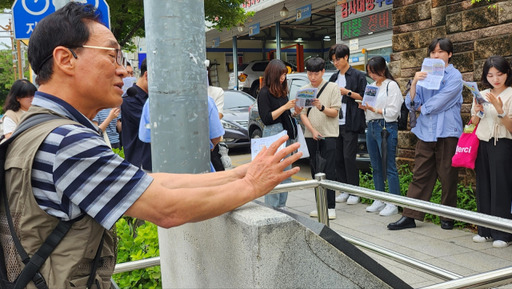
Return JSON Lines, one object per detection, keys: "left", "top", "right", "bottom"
{"left": 0, "top": 113, "right": 103, "bottom": 289}
{"left": 398, "top": 80, "right": 412, "bottom": 131}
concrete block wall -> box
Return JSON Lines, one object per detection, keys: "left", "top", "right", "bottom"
{"left": 390, "top": 0, "right": 512, "bottom": 185}
{"left": 159, "top": 203, "right": 407, "bottom": 288}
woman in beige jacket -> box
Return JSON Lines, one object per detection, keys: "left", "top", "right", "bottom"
{"left": 471, "top": 56, "right": 512, "bottom": 248}
{"left": 2, "top": 79, "right": 36, "bottom": 139}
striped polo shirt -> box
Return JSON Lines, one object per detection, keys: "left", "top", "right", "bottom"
{"left": 30, "top": 92, "right": 153, "bottom": 229}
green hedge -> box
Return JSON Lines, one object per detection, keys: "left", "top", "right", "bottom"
{"left": 113, "top": 218, "right": 161, "bottom": 289}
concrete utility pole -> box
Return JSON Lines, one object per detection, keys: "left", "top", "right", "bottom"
{"left": 143, "top": 1, "right": 209, "bottom": 287}
{"left": 144, "top": 0, "right": 209, "bottom": 174}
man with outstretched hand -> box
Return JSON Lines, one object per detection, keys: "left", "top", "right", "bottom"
{"left": 0, "top": 3, "right": 301, "bottom": 288}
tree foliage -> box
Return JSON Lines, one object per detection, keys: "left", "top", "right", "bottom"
{"left": 204, "top": 0, "right": 253, "bottom": 31}
{"left": 0, "top": 46, "right": 15, "bottom": 109}
{"left": 0, "top": 1, "right": 250, "bottom": 50}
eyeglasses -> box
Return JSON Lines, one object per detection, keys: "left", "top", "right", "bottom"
{"left": 70, "top": 45, "right": 127, "bottom": 67}
{"left": 330, "top": 58, "right": 341, "bottom": 65}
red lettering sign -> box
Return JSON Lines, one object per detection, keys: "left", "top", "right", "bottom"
{"left": 368, "top": 14, "right": 378, "bottom": 31}
{"left": 341, "top": 3, "right": 348, "bottom": 18}
{"left": 357, "top": 0, "right": 365, "bottom": 12}
{"left": 366, "top": 0, "right": 375, "bottom": 10}
{"left": 341, "top": 10, "right": 392, "bottom": 40}
{"left": 379, "top": 11, "right": 389, "bottom": 28}
{"left": 340, "top": 0, "right": 392, "bottom": 18}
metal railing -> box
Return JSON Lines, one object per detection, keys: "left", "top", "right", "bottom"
{"left": 113, "top": 176, "right": 512, "bottom": 288}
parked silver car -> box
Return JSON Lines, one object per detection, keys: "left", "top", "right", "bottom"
{"left": 221, "top": 90, "right": 254, "bottom": 148}
{"left": 229, "top": 60, "right": 296, "bottom": 97}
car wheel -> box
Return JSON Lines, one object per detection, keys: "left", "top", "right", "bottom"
{"left": 251, "top": 128, "right": 262, "bottom": 139}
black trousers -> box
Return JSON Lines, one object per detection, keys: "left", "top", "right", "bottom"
{"left": 335, "top": 125, "right": 359, "bottom": 186}
{"left": 306, "top": 137, "right": 337, "bottom": 208}
{"left": 475, "top": 138, "right": 512, "bottom": 242}
{"left": 210, "top": 145, "right": 225, "bottom": 171}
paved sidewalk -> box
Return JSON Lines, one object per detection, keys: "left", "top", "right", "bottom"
{"left": 229, "top": 151, "right": 512, "bottom": 287}
{"left": 259, "top": 188, "right": 512, "bottom": 288}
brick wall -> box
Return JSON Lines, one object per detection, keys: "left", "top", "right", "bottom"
{"left": 389, "top": 0, "right": 512, "bottom": 185}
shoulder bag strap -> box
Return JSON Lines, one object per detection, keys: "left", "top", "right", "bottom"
{"left": 86, "top": 231, "right": 106, "bottom": 289}
{"left": 307, "top": 82, "right": 329, "bottom": 117}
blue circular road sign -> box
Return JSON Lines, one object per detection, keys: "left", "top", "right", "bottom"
{"left": 12, "top": 0, "right": 110, "bottom": 40}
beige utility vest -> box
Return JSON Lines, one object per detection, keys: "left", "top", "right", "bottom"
{"left": 0, "top": 107, "right": 116, "bottom": 289}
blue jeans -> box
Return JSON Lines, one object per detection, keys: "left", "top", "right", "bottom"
{"left": 262, "top": 122, "right": 294, "bottom": 208}
{"left": 366, "top": 119, "right": 400, "bottom": 196}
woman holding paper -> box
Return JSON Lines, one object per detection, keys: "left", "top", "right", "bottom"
{"left": 360, "top": 56, "right": 403, "bottom": 216}
{"left": 470, "top": 55, "right": 512, "bottom": 248}
{"left": 257, "top": 59, "right": 302, "bottom": 209}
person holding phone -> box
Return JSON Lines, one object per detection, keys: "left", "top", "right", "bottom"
{"left": 470, "top": 55, "right": 512, "bottom": 248}
{"left": 359, "top": 56, "right": 403, "bottom": 216}
{"left": 328, "top": 44, "right": 367, "bottom": 205}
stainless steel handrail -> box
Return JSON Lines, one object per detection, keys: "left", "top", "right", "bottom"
{"left": 421, "top": 267, "right": 512, "bottom": 289}
{"left": 113, "top": 257, "right": 160, "bottom": 274}
{"left": 113, "top": 178, "right": 512, "bottom": 288}
{"left": 314, "top": 173, "right": 329, "bottom": 226}
{"left": 318, "top": 179, "right": 512, "bottom": 234}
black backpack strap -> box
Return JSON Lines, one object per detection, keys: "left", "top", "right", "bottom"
{"left": 0, "top": 113, "right": 70, "bottom": 289}
{"left": 13, "top": 219, "right": 75, "bottom": 289}
{"left": 87, "top": 231, "right": 106, "bottom": 289}
{"left": 307, "top": 81, "right": 329, "bottom": 117}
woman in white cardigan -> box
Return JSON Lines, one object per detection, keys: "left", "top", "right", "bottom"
{"left": 471, "top": 55, "right": 512, "bottom": 248}
{"left": 360, "top": 56, "right": 403, "bottom": 217}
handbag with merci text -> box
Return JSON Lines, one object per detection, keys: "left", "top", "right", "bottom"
{"left": 451, "top": 121, "right": 479, "bottom": 170}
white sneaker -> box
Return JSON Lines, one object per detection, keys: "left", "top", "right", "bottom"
{"left": 472, "top": 235, "right": 493, "bottom": 243}
{"left": 328, "top": 209, "right": 336, "bottom": 220}
{"left": 346, "top": 195, "right": 360, "bottom": 205}
{"left": 310, "top": 209, "right": 336, "bottom": 220}
{"left": 493, "top": 240, "right": 510, "bottom": 248}
{"left": 336, "top": 192, "right": 349, "bottom": 203}
{"left": 379, "top": 203, "right": 398, "bottom": 216}
{"left": 366, "top": 200, "right": 386, "bottom": 213}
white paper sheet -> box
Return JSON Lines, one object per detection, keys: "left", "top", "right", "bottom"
{"left": 463, "top": 81, "right": 488, "bottom": 104}
{"left": 296, "top": 125, "right": 309, "bottom": 159}
{"left": 296, "top": 87, "right": 318, "bottom": 108}
{"left": 362, "top": 85, "right": 379, "bottom": 107}
{"left": 250, "top": 130, "right": 287, "bottom": 160}
{"left": 417, "top": 58, "right": 445, "bottom": 90}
